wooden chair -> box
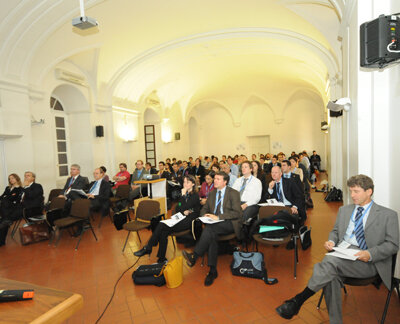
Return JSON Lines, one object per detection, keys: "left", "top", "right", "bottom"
{"left": 252, "top": 206, "right": 300, "bottom": 278}
{"left": 121, "top": 200, "right": 160, "bottom": 252}
{"left": 52, "top": 199, "right": 97, "bottom": 250}
{"left": 316, "top": 253, "right": 399, "bottom": 323}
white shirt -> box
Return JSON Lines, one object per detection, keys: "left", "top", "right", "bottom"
{"left": 89, "top": 178, "right": 103, "bottom": 196}
{"left": 232, "top": 175, "right": 262, "bottom": 206}
{"left": 343, "top": 201, "right": 373, "bottom": 246}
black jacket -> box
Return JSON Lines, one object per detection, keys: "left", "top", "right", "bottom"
{"left": 175, "top": 192, "right": 201, "bottom": 221}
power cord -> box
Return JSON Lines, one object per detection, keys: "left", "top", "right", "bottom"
{"left": 387, "top": 41, "right": 400, "bottom": 53}
{"left": 95, "top": 256, "right": 142, "bottom": 324}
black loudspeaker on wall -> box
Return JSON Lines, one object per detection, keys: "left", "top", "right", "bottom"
{"left": 175, "top": 132, "right": 180, "bottom": 140}
{"left": 96, "top": 125, "right": 104, "bottom": 137}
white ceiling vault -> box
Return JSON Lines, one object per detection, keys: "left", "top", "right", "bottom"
{"left": 0, "top": 0, "right": 348, "bottom": 118}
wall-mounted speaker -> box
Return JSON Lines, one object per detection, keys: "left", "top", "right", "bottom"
{"left": 175, "top": 132, "right": 180, "bottom": 140}
{"left": 96, "top": 125, "right": 104, "bottom": 137}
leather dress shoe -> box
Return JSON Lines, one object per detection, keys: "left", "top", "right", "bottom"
{"left": 134, "top": 246, "right": 151, "bottom": 257}
{"left": 204, "top": 271, "right": 218, "bottom": 286}
{"left": 182, "top": 250, "right": 196, "bottom": 267}
{"left": 275, "top": 298, "right": 300, "bottom": 319}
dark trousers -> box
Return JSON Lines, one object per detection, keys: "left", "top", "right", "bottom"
{"left": 194, "top": 220, "right": 234, "bottom": 268}
{"left": 147, "top": 217, "right": 193, "bottom": 259}
{"left": 242, "top": 204, "right": 259, "bottom": 222}
{"left": 0, "top": 221, "right": 11, "bottom": 245}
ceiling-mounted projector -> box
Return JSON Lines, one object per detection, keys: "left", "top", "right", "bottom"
{"left": 72, "top": 0, "right": 98, "bottom": 30}
{"left": 72, "top": 16, "right": 98, "bottom": 30}
{"left": 326, "top": 97, "right": 352, "bottom": 112}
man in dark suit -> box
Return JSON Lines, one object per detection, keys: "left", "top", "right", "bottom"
{"left": 276, "top": 175, "right": 399, "bottom": 323}
{"left": 263, "top": 165, "right": 306, "bottom": 224}
{"left": 190, "top": 158, "right": 206, "bottom": 184}
{"left": 266, "top": 155, "right": 281, "bottom": 174}
{"left": 281, "top": 160, "right": 303, "bottom": 191}
{"left": 182, "top": 171, "right": 242, "bottom": 286}
{"left": 86, "top": 168, "right": 111, "bottom": 215}
{"left": 59, "top": 164, "right": 89, "bottom": 200}
{"left": 22, "top": 171, "right": 44, "bottom": 219}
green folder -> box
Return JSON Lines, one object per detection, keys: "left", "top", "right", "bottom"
{"left": 259, "top": 225, "right": 285, "bottom": 233}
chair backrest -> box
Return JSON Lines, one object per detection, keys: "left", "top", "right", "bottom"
{"left": 135, "top": 200, "right": 160, "bottom": 222}
{"left": 115, "top": 184, "right": 130, "bottom": 199}
{"left": 49, "top": 197, "right": 66, "bottom": 210}
{"left": 259, "top": 206, "right": 292, "bottom": 219}
{"left": 48, "top": 188, "right": 63, "bottom": 202}
{"left": 70, "top": 199, "right": 91, "bottom": 219}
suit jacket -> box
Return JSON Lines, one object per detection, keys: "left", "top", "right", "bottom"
{"left": 190, "top": 165, "right": 206, "bottom": 184}
{"left": 329, "top": 203, "right": 399, "bottom": 289}
{"left": 130, "top": 169, "right": 146, "bottom": 188}
{"left": 62, "top": 175, "right": 89, "bottom": 195}
{"left": 22, "top": 182, "right": 44, "bottom": 210}
{"left": 266, "top": 162, "right": 281, "bottom": 174}
{"left": 200, "top": 186, "right": 242, "bottom": 238}
{"left": 86, "top": 180, "right": 111, "bottom": 213}
{"left": 263, "top": 177, "right": 306, "bottom": 222}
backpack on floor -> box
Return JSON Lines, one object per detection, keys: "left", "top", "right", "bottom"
{"left": 230, "top": 251, "right": 278, "bottom": 285}
{"left": 132, "top": 263, "right": 166, "bottom": 287}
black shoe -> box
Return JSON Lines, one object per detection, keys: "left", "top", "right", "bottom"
{"left": 204, "top": 271, "right": 218, "bottom": 286}
{"left": 182, "top": 250, "right": 196, "bottom": 267}
{"left": 134, "top": 246, "right": 151, "bottom": 257}
{"left": 275, "top": 298, "right": 300, "bottom": 319}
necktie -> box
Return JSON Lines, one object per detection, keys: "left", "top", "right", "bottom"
{"left": 89, "top": 181, "right": 98, "bottom": 194}
{"left": 240, "top": 178, "right": 248, "bottom": 198}
{"left": 354, "top": 207, "right": 367, "bottom": 250}
{"left": 215, "top": 191, "right": 222, "bottom": 215}
{"left": 68, "top": 177, "right": 75, "bottom": 187}
{"left": 276, "top": 182, "right": 282, "bottom": 202}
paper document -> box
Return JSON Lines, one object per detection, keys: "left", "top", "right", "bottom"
{"left": 258, "top": 199, "right": 285, "bottom": 207}
{"left": 160, "top": 212, "right": 185, "bottom": 227}
{"left": 168, "top": 181, "right": 180, "bottom": 187}
{"left": 198, "top": 216, "right": 224, "bottom": 224}
{"left": 259, "top": 225, "right": 285, "bottom": 233}
{"left": 326, "top": 247, "right": 359, "bottom": 261}
{"left": 70, "top": 189, "right": 87, "bottom": 197}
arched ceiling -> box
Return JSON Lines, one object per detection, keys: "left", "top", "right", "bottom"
{"left": 0, "top": 0, "right": 344, "bottom": 114}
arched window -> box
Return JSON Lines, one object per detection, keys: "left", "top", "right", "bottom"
{"left": 50, "top": 97, "right": 69, "bottom": 177}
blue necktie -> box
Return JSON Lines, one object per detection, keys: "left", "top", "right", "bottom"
{"left": 215, "top": 191, "right": 222, "bottom": 215}
{"left": 89, "top": 181, "right": 98, "bottom": 194}
{"left": 354, "top": 207, "right": 367, "bottom": 250}
{"left": 276, "top": 182, "right": 282, "bottom": 202}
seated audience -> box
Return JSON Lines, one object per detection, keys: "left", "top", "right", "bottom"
{"left": 266, "top": 155, "right": 281, "bottom": 173}
{"left": 169, "top": 163, "right": 183, "bottom": 186}
{"left": 145, "top": 162, "right": 157, "bottom": 175}
{"left": 182, "top": 171, "right": 242, "bottom": 286}
{"left": 134, "top": 175, "right": 201, "bottom": 263}
{"left": 100, "top": 166, "right": 110, "bottom": 182}
{"left": 221, "top": 163, "right": 237, "bottom": 187}
{"left": 86, "top": 168, "right": 112, "bottom": 216}
{"left": 310, "top": 150, "right": 321, "bottom": 171}
{"left": 157, "top": 161, "right": 170, "bottom": 178}
{"left": 289, "top": 156, "right": 304, "bottom": 182}
{"left": 181, "top": 161, "right": 190, "bottom": 177}
{"left": 0, "top": 174, "right": 23, "bottom": 246}
{"left": 251, "top": 160, "right": 267, "bottom": 198}
{"left": 112, "top": 163, "right": 130, "bottom": 189}
{"left": 190, "top": 158, "right": 206, "bottom": 184}
{"left": 281, "top": 160, "right": 303, "bottom": 191}
{"left": 129, "top": 160, "right": 146, "bottom": 201}
{"left": 211, "top": 163, "right": 220, "bottom": 173}
{"left": 199, "top": 171, "right": 216, "bottom": 205}
{"left": 204, "top": 156, "right": 211, "bottom": 169}
{"left": 22, "top": 171, "right": 44, "bottom": 219}
{"left": 264, "top": 166, "right": 306, "bottom": 224}
{"left": 232, "top": 161, "right": 262, "bottom": 223}
{"left": 58, "top": 164, "right": 89, "bottom": 201}
{"left": 227, "top": 156, "right": 239, "bottom": 177}
{"left": 275, "top": 175, "right": 399, "bottom": 323}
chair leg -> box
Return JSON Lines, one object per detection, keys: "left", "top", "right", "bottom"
{"left": 98, "top": 215, "right": 104, "bottom": 228}
{"left": 317, "top": 291, "right": 324, "bottom": 309}
{"left": 89, "top": 223, "right": 98, "bottom": 241}
{"left": 293, "top": 236, "right": 298, "bottom": 279}
{"left": 381, "top": 285, "right": 394, "bottom": 324}
{"left": 75, "top": 230, "right": 84, "bottom": 251}
{"left": 137, "top": 231, "right": 142, "bottom": 243}
{"left": 171, "top": 236, "right": 176, "bottom": 251}
{"left": 55, "top": 229, "right": 63, "bottom": 247}
{"left": 122, "top": 231, "right": 131, "bottom": 252}
{"left": 343, "top": 285, "right": 347, "bottom": 295}
{"left": 11, "top": 219, "right": 21, "bottom": 238}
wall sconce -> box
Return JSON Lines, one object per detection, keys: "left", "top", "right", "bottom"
{"left": 161, "top": 118, "right": 172, "bottom": 143}
{"left": 120, "top": 115, "right": 137, "bottom": 142}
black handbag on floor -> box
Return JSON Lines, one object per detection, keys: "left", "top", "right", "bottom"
{"left": 299, "top": 225, "right": 312, "bottom": 250}
{"left": 112, "top": 209, "right": 128, "bottom": 230}
{"left": 132, "top": 263, "right": 166, "bottom": 286}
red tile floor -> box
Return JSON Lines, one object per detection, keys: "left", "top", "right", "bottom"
{"left": 1, "top": 190, "right": 399, "bottom": 323}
